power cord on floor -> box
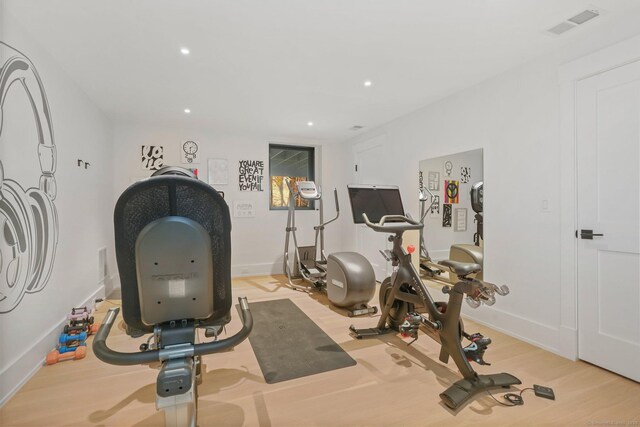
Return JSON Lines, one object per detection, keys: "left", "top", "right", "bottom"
{"left": 486, "top": 387, "right": 534, "bottom": 406}
{"left": 95, "top": 298, "right": 121, "bottom": 307}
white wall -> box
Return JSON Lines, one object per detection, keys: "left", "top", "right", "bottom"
{"left": 0, "top": 14, "right": 114, "bottom": 405}
{"left": 342, "top": 15, "right": 640, "bottom": 358}
{"left": 111, "top": 121, "right": 346, "bottom": 280}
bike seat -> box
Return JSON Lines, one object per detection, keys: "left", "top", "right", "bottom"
{"left": 440, "top": 259, "right": 481, "bottom": 276}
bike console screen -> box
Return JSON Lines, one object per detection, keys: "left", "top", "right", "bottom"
{"left": 347, "top": 185, "right": 405, "bottom": 224}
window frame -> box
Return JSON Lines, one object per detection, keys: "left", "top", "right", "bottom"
{"left": 268, "top": 143, "right": 316, "bottom": 211}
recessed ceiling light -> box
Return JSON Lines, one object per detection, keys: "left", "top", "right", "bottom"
{"left": 184, "top": 108, "right": 191, "bottom": 114}
{"left": 364, "top": 80, "right": 372, "bottom": 87}
{"left": 307, "top": 121, "right": 314, "bottom": 127}
{"left": 180, "top": 47, "right": 190, "bottom": 55}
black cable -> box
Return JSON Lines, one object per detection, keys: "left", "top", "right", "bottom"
{"left": 486, "top": 387, "right": 534, "bottom": 407}
{"left": 95, "top": 298, "right": 121, "bottom": 308}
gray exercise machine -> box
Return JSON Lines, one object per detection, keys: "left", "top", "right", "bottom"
{"left": 283, "top": 180, "right": 377, "bottom": 316}
{"left": 347, "top": 184, "right": 520, "bottom": 410}
{"left": 93, "top": 167, "right": 253, "bottom": 426}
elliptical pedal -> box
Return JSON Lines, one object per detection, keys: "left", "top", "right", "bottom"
{"left": 349, "top": 324, "right": 394, "bottom": 339}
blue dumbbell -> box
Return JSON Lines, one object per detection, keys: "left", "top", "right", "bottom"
{"left": 59, "top": 331, "right": 87, "bottom": 344}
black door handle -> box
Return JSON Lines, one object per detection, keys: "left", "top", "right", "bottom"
{"left": 580, "top": 229, "right": 604, "bottom": 240}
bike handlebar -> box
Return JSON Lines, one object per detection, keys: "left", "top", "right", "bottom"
{"left": 93, "top": 296, "right": 253, "bottom": 366}
{"left": 362, "top": 213, "right": 424, "bottom": 233}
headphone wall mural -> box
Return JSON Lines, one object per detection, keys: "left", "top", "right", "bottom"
{"left": 0, "top": 41, "right": 59, "bottom": 313}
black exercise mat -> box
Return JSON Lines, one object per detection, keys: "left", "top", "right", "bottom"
{"left": 238, "top": 298, "right": 356, "bottom": 384}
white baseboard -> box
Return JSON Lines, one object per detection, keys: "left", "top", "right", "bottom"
{"left": 0, "top": 285, "right": 106, "bottom": 408}
{"left": 231, "top": 262, "right": 281, "bottom": 278}
{"left": 463, "top": 306, "right": 569, "bottom": 359}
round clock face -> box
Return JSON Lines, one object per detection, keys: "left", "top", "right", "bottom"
{"left": 183, "top": 141, "right": 198, "bottom": 154}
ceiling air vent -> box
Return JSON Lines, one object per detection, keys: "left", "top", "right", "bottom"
{"left": 568, "top": 9, "right": 600, "bottom": 25}
{"left": 548, "top": 21, "right": 577, "bottom": 36}
{"left": 350, "top": 125, "right": 364, "bottom": 131}
{"left": 546, "top": 7, "right": 602, "bottom": 36}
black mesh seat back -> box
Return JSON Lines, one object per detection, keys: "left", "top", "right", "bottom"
{"left": 114, "top": 176, "right": 232, "bottom": 333}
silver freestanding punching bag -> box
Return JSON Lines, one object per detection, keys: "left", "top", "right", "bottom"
{"left": 326, "top": 252, "right": 376, "bottom": 308}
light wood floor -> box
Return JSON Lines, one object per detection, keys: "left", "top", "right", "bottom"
{"left": 1, "top": 275, "right": 639, "bottom": 426}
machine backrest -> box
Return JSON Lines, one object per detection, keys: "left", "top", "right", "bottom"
{"left": 114, "top": 175, "right": 232, "bottom": 333}
{"left": 470, "top": 181, "right": 483, "bottom": 214}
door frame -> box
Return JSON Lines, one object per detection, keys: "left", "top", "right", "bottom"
{"left": 558, "top": 34, "right": 640, "bottom": 360}
{"left": 352, "top": 132, "right": 390, "bottom": 280}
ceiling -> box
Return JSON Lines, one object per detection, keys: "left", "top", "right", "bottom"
{"left": 4, "top": 0, "right": 640, "bottom": 142}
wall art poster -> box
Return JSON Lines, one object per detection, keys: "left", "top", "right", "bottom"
{"left": 428, "top": 171, "right": 440, "bottom": 191}
{"left": 238, "top": 160, "right": 264, "bottom": 191}
{"left": 442, "top": 203, "right": 452, "bottom": 227}
{"left": 208, "top": 158, "right": 229, "bottom": 185}
{"left": 444, "top": 160, "right": 453, "bottom": 177}
{"left": 233, "top": 200, "right": 256, "bottom": 218}
{"left": 429, "top": 194, "right": 441, "bottom": 218}
{"left": 141, "top": 145, "right": 164, "bottom": 170}
{"left": 444, "top": 180, "right": 459, "bottom": 204}
{"left": 180, "top": 140, "right": 199, "bottom": 164}
{"left": 460, "top": 166, "right": 471, "bottom": 183}
{"left": 454, "top": 208, "right": 467, "bottom": 232}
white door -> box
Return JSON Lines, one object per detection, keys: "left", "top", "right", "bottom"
{"left": 576, "top": 59, "right": 640, "bottom": 382}
{"left": 353, "top": 135, "right": 391, "bottom": 281}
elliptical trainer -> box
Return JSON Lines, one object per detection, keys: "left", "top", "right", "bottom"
{"left": 283, "top": 180, "right": 377, "bottom": 317}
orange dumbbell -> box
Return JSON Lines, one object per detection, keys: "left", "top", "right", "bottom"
{"left": 45, "top": 346, "right": 87, "bottom": 365}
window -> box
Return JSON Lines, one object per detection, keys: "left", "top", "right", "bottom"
{"left": 269, "top": 144, "right": 315, "bottom": 210}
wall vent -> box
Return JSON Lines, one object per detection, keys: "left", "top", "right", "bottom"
{"left": 98, "top": 247, "right": 107, "bottom": 283}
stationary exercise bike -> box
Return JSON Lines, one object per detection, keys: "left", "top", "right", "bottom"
{"left": 93, "top": 167, "right": 253, "bottom": 426}
{"left": 283, "top": 179, "right": 377, "bottom": 316}
{"left": 346, "top": 185, "right": 520, "bottom": 410}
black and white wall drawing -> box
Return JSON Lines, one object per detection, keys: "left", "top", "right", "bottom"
{"left": 460, "top": 166, "right": 471, "bottom": 183}
{"left": 141, "top": 145, "right": 164, "bottom": 170}
{"left": 0, "top": 41, "right": 59, "bottom": 313}
{"left": 442, "top": 203, "right": 452, "bottom": 227}
{"left": 238, "top": 160, "right": 264, "bottom": 191}
{"left": 444, "top": 160, "right": 453, "bottom": 177}
{"left": 427, "top": 171, "right": 440, "bottom": 191}
{"left": 429, "top": 194, "right": 441, "bottom": 218}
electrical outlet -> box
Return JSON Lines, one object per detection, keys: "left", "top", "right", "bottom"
{"left": 533, "top": 384, "right": 555, "bottom": 400}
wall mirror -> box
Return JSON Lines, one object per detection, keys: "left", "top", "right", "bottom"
{"left": 418, "top": 148, "right": 484, "bottom": 280}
